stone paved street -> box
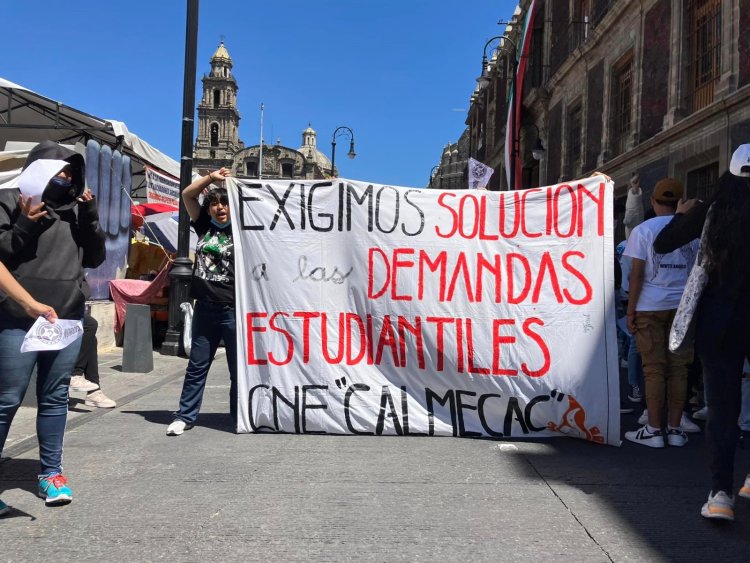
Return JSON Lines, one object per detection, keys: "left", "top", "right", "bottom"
{"left": 2, "top": 351, "right": 750, "bottom": 561}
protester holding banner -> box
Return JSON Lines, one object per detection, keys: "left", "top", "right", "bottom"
{"left": 0, "top": 140, "right": 105, "bottom": 509}
{"left": 623, "top": 178, "right": 698, "bottom": 449}
{"left": 167, "top": 167, "right": 237, "bottom": 436}
{"left": 654, "top": 146, "right": 750, "bottom": 522}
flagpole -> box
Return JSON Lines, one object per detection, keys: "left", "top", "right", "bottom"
{"left": 258, "top": 102, "right": 264, "bottom": 179}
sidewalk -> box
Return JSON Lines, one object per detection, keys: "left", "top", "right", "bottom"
{"left": 2, "top": 355, "right": 750, "bottom": 561}
{"left": 4, "top": 347, "right": 188, "bottom": 460}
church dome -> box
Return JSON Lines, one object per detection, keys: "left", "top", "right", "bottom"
{"left": 211, "top": 42, "right": 232, "bottom": 65}
{"left": 301, "top": 146, "right": 333, "bottom": 170}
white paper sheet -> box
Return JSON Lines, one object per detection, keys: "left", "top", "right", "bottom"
{"left": 17, "top": 159, "right": 68, "bottom": 204}
{"left": 20, "top": 317, "right": 83, "bottom": 353}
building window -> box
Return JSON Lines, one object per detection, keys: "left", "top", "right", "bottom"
{"left": 567, "top": 103, "right": 583, "bottom": 175}
{"left": 686, "top": 162, "right": 719, "bottom": 200}
{"left": 590, "top": 0, "right": 614, "bottom": 27}
{"left": 496, "top": 56, "right": 509, "bottom": 122}
{"left": 210, "top": 150, "right": 216, "bottom": 159}
{"left": 528, "top": 23, "right": 544, "bottom": 88}
{"left": 281, "top": 163, "right": 293, "bottom": 178}
{"left": 686, "top": 0, "right": 721, "bottom": 113}
{"left": 246, "top": 161, "right": 258, "bottom": 177}
{"left": 609, "top": 53, "right": 633, "bottom": 157}
{"left": 213, "top": 89, "right": 221, "bottom": 108}
{"left": 570, "top": 0, "right": 591, "bottom": 51}
{"left": 210, "top": 123, "right": 219, "bottom": 147}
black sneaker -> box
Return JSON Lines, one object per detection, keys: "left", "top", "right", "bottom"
{"left": 628, "top": 385, "right": 642, "bottom": 403}
{"left": 620, "top": 403, "right": 635, "bottom": 414}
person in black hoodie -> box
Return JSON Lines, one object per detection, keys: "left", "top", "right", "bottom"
{"left": 0, "top": 140, "right": 105, "bottom": 508}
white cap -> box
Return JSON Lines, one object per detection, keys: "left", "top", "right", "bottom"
{"left": 730, "top": 144, "right": 750, "bottom": 177}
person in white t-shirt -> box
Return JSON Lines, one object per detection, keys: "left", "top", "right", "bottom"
{"left": 623, "top": 178, "right": 699, "bottom": 449}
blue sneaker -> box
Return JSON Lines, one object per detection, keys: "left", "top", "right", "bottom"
{"left": 0, "top": 498, "right": 10, "bottom": 516}
{"left": 38, "top": 473, "right": 73, "bottom": 505}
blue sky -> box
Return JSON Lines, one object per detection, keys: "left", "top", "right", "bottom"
{"left": 2, "top": 1, "right": 517, "bottom": 187}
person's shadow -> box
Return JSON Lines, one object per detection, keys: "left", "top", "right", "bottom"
{"left": 121, "top": 410, "right": 238, "bottom": 434}
{"left": 0, "top": 458, "right": 43, "bottom": 520}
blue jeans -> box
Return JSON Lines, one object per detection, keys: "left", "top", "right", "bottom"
{"left": 616, "top": 314, "right": 644, "bottom": 390}
{"left": 174, "top": 301, "right": 237, "bottom": 425}
{"left": 627, "top": 332, "right": 644, "bottom": 389}
{"left": 0, "top": 327, "right": 82, "bottom": 475}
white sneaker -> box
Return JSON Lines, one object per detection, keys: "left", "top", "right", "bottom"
{"left": 638, "top": 409, "right": 648, "bottom": 425}
{"left": 701, "top": 491, "right": 735, "bottom": 521}
{"left": 693, "top": 406, "right": 708, "bottom": 420}
{"left": 739, "top": 475, "right": 750, "bottom": 500}
{"left": 680, "top": 413, "right": 701, "bottom": 433}
{"left": 667, "top": 428, "right": 688, "bottom": 447}
{"left": 69, "top": 375, "right": 99, "bottom": 392}
{"left": 625, "top": 425, "right": 666, "bottom": 448}
{"left": 84, "top": 390, "right": 116, "bottom": 408}
{"left": 166, "top": 420, "right": 193, "bottom": 436}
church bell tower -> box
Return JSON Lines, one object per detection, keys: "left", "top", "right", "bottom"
{"left": 194, "top": 42, "right": 243, "bottom": 172}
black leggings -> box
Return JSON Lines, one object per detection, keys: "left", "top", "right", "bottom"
{"left": 72, "top": 313, "right": 99, "bottom": 386}
{"left": 696, "top": 292, "right": 750, "bottom": 494}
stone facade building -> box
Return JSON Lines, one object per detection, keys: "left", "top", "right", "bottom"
{"left": 193, "top": 43, "right": 335, "bottom": 179}
{"left": 429, "top": 129, "right": 470, "bottom": 189}
{"left": 453, "top": 0, "right": 750, "bottom": 208}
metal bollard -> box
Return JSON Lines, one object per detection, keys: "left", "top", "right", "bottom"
{"left": 122, "top": 304, "right": 154, "bottom": 373}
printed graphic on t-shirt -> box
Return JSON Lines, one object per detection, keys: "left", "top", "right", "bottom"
{"left": 623, "top": 215, "right": 700, "bottom": 311}
{"left": 648, "top": 245, "right": 697, "bottom": 282}
{"left": 195, "top": 230, "right": 233, "bottom": 283}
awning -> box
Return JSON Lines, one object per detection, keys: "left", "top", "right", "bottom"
{"left": 142, "top": 211, "right": 198, "bottom": 254}
{"left": 0, "top": 77, "right": 197, "bottom": 188}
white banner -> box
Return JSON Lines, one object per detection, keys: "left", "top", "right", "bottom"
{"left": 468, "top": 157, "right": 494, "bottom": 190}
{"left": 230, "top": 177, "right": 620, "bottom": 445}
{"left": 145, "top": 166, "right": 180, "bottom": 207}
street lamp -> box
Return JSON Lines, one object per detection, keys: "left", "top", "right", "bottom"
{"left": 476, "top": 36, "right": 502, "bottom": 89}
{"left": 330, "top": 126, "right": 356, "bottom": 178}
{"left": 162, "top": 0, "right": 199, "bottom": 356}
{"left": 526, "top": 122, "right": 546, "bottom": 161}
{"left": 477, "top": 35, "right": 518, "bottom": 190}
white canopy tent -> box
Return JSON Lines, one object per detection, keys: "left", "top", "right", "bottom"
{"left": 0, "top": 77, "right": 200, "bottom": 298}
{"left": 0, "top": 77, "right": 195, "bottom": 190}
